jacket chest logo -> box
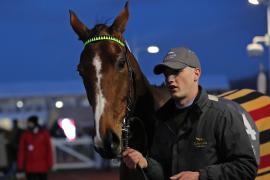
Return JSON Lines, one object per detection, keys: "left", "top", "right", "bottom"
{"left": 193, "top": 137, "right": 207, "bottom": 148}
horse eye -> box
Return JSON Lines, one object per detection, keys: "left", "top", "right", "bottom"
{"left": 116, "top": 59, "right": 126, "bottom": 71}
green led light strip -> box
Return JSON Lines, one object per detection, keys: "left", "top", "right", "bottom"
{"left": 84, "top": 35, "right": 125, "bottom": 47}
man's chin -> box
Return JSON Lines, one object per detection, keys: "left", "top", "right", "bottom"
{"left": 170, "top": 93, "right": 180, "bottom": 98}
{"left": 171, "top": 94, "right": 185, "bottom": 101}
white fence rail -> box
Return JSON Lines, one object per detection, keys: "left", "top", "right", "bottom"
{"left": 52, "top": 137, "right": 103, "bottom": 170}
{"left": 52, "top": 137, "right": 120, "bottom": 170}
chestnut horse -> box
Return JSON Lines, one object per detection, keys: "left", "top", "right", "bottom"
{"left": 70, "top": 2, "right": 266, "bottom": 179}
{"left": 70, "top": 2, "right": 169, "bottom": 179}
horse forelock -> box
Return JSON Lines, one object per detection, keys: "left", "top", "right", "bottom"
{"left": 91, "top": 24, "right": 110, "bottom": 36}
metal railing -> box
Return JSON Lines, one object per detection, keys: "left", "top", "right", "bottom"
{"left": 52, "top": 137, "right": 120, "bottom": 170}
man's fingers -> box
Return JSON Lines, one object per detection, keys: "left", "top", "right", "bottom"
{"left": 123, "top": 148, "right": 142, "bottom": 161}
{"left": 123, "top": 156, "right": 137, "bottom": 169}
{"left": 122, "top": 148, "right": 130, "bottom": 156}
{"left": 122, "top": 147, "right": 135, "bottom": 156}
{"left": 129, "top": 151, "right": 141, "bottom": 159}
{"left": 126, "top": 153, "right": 140, "bottom": 165}
{"left": 122, "top": 148, "right": 147, "bottom": 169}
{"left": 170, "top": 171, "right": 199, "bottom": 180}
{"left": 122, "top": 149, "right": 140, "bottom": 169}
{"left": 170, "top": 172, "right": 184, "bottom": 180}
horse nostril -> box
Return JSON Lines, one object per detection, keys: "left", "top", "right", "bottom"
{"left": 104, "top": 129, "right": 120, "bottom": 151}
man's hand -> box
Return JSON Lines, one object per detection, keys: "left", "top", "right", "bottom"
{"left": 170, "top": 171, "right": 199, "bottom": 180}
{"left": 122, "top": 147, "right": 148, "bottom": 169}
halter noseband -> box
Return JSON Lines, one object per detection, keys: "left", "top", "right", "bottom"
{"left": 84, "top": 35, "right": 136, "bottom": 151}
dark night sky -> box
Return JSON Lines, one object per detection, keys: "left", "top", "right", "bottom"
{"left": 0, "top": 0, "right": 268, "bottom": 87}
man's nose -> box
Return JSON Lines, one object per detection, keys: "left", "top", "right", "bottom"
{"left": 166, "top": 75, "right": 175, "bottom": 83}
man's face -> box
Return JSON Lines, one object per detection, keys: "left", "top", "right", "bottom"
{"left": 27, "top": 121, "right": 35, "bottom": 129}
{"left": 163, "top": 67, "right": 200, "bottom": 100}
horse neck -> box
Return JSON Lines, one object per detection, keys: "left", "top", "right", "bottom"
{"left": 126, "top": 52, "right": 171, "bottom": 155}
{"left": 135, "top": 76, "right": 169, "bottom": 111}
{"left": 150, "top": 84, "right": 171, "bottom": 109}
{"left": 128, "top": 52, "right": 170, "bottom": 113}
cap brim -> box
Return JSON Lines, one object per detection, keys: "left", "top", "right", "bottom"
{"left": 153, "top": 62, "right": 187, "bottom": 75}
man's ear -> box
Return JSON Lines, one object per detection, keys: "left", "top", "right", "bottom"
{"left": 194, "top": 68, "right": 201, "bottom": 82}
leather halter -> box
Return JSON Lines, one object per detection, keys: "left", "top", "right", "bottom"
{"left": 84, "top": 35, "right": 136, "bottom": 151}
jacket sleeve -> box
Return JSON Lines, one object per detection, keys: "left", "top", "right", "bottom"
{"left": 144, "top": 157, "right": 164, "bottom": 180}
{"left": 199, "top": 109, "right": 258, "bottom": 180}
{"left": 17, "top": 132, "right": 26, "bottom": 170}
{"left": 45, "top": 130, "right": 53, "bottom": 169}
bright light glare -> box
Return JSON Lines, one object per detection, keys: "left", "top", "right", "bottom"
{"left": 59, "top": 118, "right": 76, "bottom": 141}
{"left": 0, "top": 118, "right": 12, "bottom": 130}
{"left": 16, "top": 101, "right": 24, "bottom": 108}
{"left": 248, "top": 0, "right": 260, "bottom": 5}
{"left": 147, "top": 46, "right": 160, "bottom": 54}
{"left": 55, "top": 101, "right": 64, "bottom": 108}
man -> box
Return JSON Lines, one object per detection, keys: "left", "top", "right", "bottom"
{"left": 123, "top": 47, "right": 257, "bottom": 180}
{"left": 18, "top": 115, "right": 53, "bottom": 180}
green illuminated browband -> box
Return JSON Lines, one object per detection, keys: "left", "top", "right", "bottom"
{"left": 84, "top": 35, "right": 125, "bottom": 47}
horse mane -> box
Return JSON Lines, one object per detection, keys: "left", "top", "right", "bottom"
{"left": 149, "top": 83, "right": 171, "bottom": 109}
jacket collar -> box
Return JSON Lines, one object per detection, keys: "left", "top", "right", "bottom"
{"left": 191, "top": 85, "right": 209, "bottom": 115}
{"left": 176, "top": 86, "right": 209, "bottom": 138}
{"left": 156, "top": 85, "right": 209, "bottom": 120}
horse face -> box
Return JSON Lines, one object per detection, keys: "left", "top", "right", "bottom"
{"left": 70, "top": 3, "right": 129, "bottom": 158}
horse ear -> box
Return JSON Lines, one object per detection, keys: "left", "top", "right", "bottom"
{"left": 69, "top": 10, "right": 90, "bottom": 41}
{"left": 111, "top": 2, "right": 129, "bottom": 33}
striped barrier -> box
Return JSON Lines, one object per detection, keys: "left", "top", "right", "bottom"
{"left": 220, "top": 89, "right": 270, "bottom": 180}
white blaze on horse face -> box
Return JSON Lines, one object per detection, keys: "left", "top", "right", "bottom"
{"left": 93, "top": 55, "right": 106, "bottom": 148}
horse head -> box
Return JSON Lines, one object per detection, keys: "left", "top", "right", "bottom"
{"left": 70, "top": 2, "right": 140, "bottom": 158}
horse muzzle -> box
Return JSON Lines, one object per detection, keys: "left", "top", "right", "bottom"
{"left": 94, "top": 129, "right": 121, "bottom": 159}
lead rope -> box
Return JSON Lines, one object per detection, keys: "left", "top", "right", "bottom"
{"left": 121, "top": 45, "right": 149, "bottom": 180}
{"left": 122, "top": 44, "right": 136, "bottom": 151}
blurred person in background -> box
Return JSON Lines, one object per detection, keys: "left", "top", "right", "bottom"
{"left": 5, "top": 119, "right": 24, "bottom": 179}
{"left": 0, "top": 128, "right": 8, "bottom": 175}
{"left": 18, "top": 115, "right": 53, "bottom": 180}
{"left": 8, "top": 120, "right": 23, "bottom": 167}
